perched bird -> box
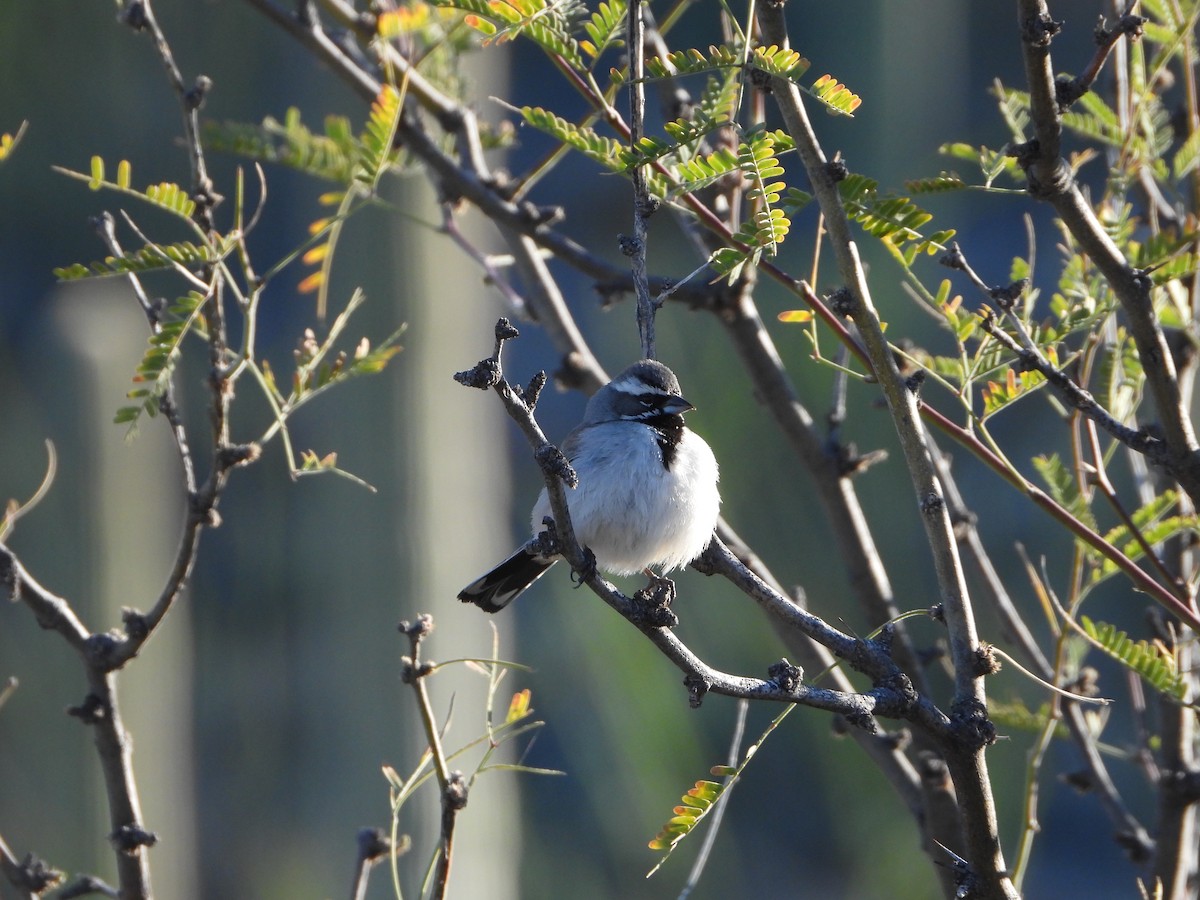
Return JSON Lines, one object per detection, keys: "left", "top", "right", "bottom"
{"left": 458, "top": 359, "right": 721, "bottom": 612}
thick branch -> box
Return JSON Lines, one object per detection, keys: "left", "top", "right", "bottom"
{"left": 757, "top": 7, "right": 1015, "bottom": 898}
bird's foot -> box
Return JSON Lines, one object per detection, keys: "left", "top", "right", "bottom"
{"left": 569, "top": 546, "right": 598, "bottom": 588}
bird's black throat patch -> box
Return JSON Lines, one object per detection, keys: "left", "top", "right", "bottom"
{"left": 646, "top": 413, "right": 686, "bottom": 469}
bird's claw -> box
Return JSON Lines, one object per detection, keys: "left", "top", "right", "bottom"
{"left": 570, "top": 547, "right": 598, "bottom": 587}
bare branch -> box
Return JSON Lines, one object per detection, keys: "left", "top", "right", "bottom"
{"left": 400, "top": 616, "right": 466, "bottom": 900}
{"left": 1013, "top": 0, "right": 1200, "bottom": 503}
{"left": 625, "top": 0, "right": 658, "bottom": 358}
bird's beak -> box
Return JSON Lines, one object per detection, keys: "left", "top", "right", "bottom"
{"left": 662, "top": 395, "right": 695, "bottom": 415}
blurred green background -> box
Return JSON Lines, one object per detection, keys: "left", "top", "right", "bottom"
{"left": 0, "top": 2, "right": 1155, "bottom": 898}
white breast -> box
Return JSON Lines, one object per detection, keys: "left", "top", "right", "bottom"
{"left": 531, "top": 421, "right": 720, "bottom": 576}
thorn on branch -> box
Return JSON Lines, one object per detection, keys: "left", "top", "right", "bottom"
{"left": 216, "top": 442, "right": 261, "bottom": 470}
{"left": 184, "top": 75, "right": 212, "bottom": 112}
{"left": 356, "top": 827, "right": 393, "bottom": 863}
{"left": 1054, "top": 75, "right": 1087, "bottom": 111}
{"left": 842, "top": 709, "right": 878, "bottom": 734}
{"left": 519, "top": 370, "right": 547, "bottom": 409}
{"left": 631, "top": 573, "right": 679, "bottom": 628}
{"left": 122, "top": 609, "right": 149, "bottom": 641}
{"left": 453, "top": 358, "right": 501, "bottom": 390}
{"left": 454, "top": 318, "right": 519, "bottom": 390}
{"left": 972, "top": 643, "right": 1002, "bottom": 677}
{"left": 919, "top": 491, "right": 945, "bottom": 516}
{"left": 109, "top": 823, "right": 158, "bottom": 854}
{"left": 937, "top": 244, "right": 967, "bottom": 272}
{"left": 1162, "top": 766, "right": 1200, "bottom": 804}
{"left": 949, "top": 697, "right": 997, "bottom": 750}
{"left": 84, "top": 633, "right": 125, "bottom": 672}
{"left": 904, "top": 369, "right": 926, "bottom": 396}
{"left": 1062, "top": 769, "right": 1095, "bottom": 793}
{"left": 445, "top": 771, "right": 469, "bottom": 811}
{"left": 767, "top": 658, "right": 804, "bottom": 692}
{"left": 399, "top": 656, "right": 434, "bottom": 684}
{"left": 399, "top": 613, "right": 434, "bottom": 642}
{"left": 1021, "top": 13, "right": 1063, "bottom": 47}
{"left": 617, "top": 234, "right": 642, "bottom": 258}
{"left": 1114, "top": 829, "right": 1155, "bottom": 865}
{"left": 988, "top": 279, "right": 1029, "bottom": 311}
{"left": 67, "top": 693, "right": 109, "bottom": 725}
{"left": 119, "top": 1, "right": 148, "bottom": 31}
{"left": 916, "top": 749, "right": 950, "bottom": 786}
{"left": 823, "top": 158, "right": 848, "bottom": 183}
{"left": 637, "top": 195, "right": 661, "bottom": 219}
{"left": 1103, "top": 11, "right": 1146, "bottom": 42}
{"left": 832, "top": 442, "right": 889, "bottom": 478}
{"left": 1006, "top": 139, "right": 1072, "bottom": 197}
{"left": 826, "top": 287, "right": 856, "bottom": 318}
{"left": 684, "top": 673, "right": 710, "bottom": 708}
{"left": 746, "top": 65, "right": 774, "bottom": 93}
{"left": 935, "top": 842, "right": 979, "bottom": 899}
{"left": 535, "top": 444, "right": 578, "bottom": 489}
{"left": 1005, "top": 138, "right": 1041, "bottom": 171}
{"left": 11, "top": 852, "right": 64, "bottom": 893}
{"left": 1131, "top": 266, "right": 1155, "bottom": 291}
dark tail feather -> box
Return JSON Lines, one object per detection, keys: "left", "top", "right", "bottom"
{"left": 458, "top": 549, "right": 555, "bottom": 612}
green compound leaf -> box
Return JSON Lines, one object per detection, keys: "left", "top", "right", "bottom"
{"left": 115, "top": 290, "right": 208, "bottom": 434}
{"left": 355, "top": 84, "right": 404, "bottom": 189}
{"left": 838, "top": 172, "right": 954, "bottom": 263}
{"left": 53, "top": 239, "right": 225, "bottom": 281}
{"left": 204, "top": 107, "right": 359, "bottom": 183}
{"left": 580, "top": 0, "right": 625, "bottom": 62}
{"left": 1032, "top": 452, "right": 1096, "bottom": 531}
{"left": 435, "top": 0, "right": 584, "bottom": 70}
{"left": 648, "top": 703, "right": 798, "bottom": 876}
{"left": 616, "top": 44, "right": 858, "bottom": 116}
{"left": 1079, "top": 616, "right": 1189, "bottom": 702}
{"left": 519, "top": 105, "right": 672, "bottom": 196}
{"left": 56, "top": 156, "right": 198, "bottom": 221}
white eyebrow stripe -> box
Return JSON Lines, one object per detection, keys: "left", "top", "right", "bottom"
{"left": 609, "top": 375, "right": 649, "bottom": 395}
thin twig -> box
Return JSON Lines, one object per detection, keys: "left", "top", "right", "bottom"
{"left": 348, "top": 828, "right": 395, "bottom": 900}
{"left": 91, "top": 212, "right": 197, "bottom": 495}
{"left": 625, "top": 0, "right": 657, "bottom": 358}
{"left": 678, "top": 699, "right": 748, "bottom": 899}
{"left": 401, "top": 616, "right": 466, "bottom": 900}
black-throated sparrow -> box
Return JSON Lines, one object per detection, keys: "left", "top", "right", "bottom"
{"left": 458, "top": 359, "right": 721, "bottom": 612}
